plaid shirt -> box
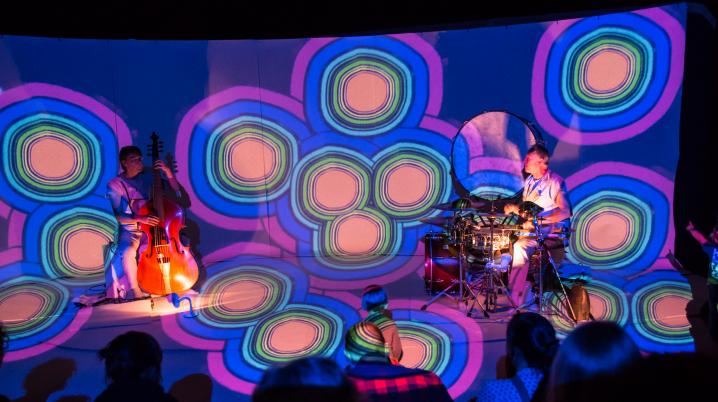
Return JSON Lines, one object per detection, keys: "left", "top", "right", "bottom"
{"left": 347, "top": 360, "right": 453, "bottom": 402}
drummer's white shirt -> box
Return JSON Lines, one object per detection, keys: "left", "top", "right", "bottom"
{"left": 522, "top": 170, "right": 564, "bottom": 213}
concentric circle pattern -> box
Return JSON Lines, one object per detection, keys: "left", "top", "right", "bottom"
{"left": 396, "top": 320, "right": 451, "bottom": 374}
{"left": 2, "top": 114, "right": 101, "bottom": 202}
{"left": 319, "top": 208, "right": 396, "bottom": 268}
{"left": 373, "top": 143, "right": 451, "bottom": 221}
{"left": 631, "top": 279, "right": 692, "bottom": 347}
{"left": 0, "top": 84, "right": 129, "bottom": 212}
{"left": 321, "top": 49, "right": 411, "bottom": 135}
{"left": 198, "top": 266, "right": 292, "bottom": 329}
{"left": 205, "top": 116, "right": 297, "bottom": 202}
{"left": 0, "top": 83, "right": 129, "bottom": 358}
{"left": 293, "top": 147, "right": 371, "bottom": 223}
{"left": 570, "top": 190, "right": 651, "bottom": 268}
{"left": 242, "top": 304, "right": 343, "bottom": 369}
{"left": 0, "top": 276, "right": 70, "bottom": 347}
{"left": 562, "top": 27, "right": 653, "bottom": 116}
{"left": 40, "top": 207, "right": 116, "bottom": 285}
{"left": 390, "top": 304, "right": 478, "bottom": 394}
{"left": 567, "top": 173, "right": 669, "bottom": 274}
{"left": 532, "top": 8, "right": 685, "bottom": 144}
{"left": 301, "top": 36, "right": 432, "bottom": 137}
{"left": 206, "top": 293, "right": 358, "bottom": 386}
{"left": 180, "top": 95, "right": 308, "bottom": 223}
{"left": 288, "top": 137, "right": 452, "bottom": 277}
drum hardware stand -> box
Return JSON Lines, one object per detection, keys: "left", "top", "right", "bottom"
{"left": 466, "top": 214, "right": 516, "bottom": 318}
{"left": 421, "top": 215, "right": 488, "bottom": 317}
{"left": 522, "top": 215, "right": 578, "bottom": 323}
{"left": 427, "top": 231, "right": 435, "bottom": 295}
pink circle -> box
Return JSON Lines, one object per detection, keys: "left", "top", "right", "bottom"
{"left": 345, "top": 71, "right": 389, "bottom": 113}
{"left": 385, "top": 164, "right": 431, "bottom": 206}
{"left": 219, "top": 280, "right": 270, "bottom": 312}
{"left": 0, "top": 292, "right": 45, "bottom": 324}
{"left": 653, "top": 295, "right": 689, "bottom": 328}
{"left": 228, "top": 138, "right": 276, "bottom": 182}
{"left": 334, "top": 214, "right": 381, "bottom": 255}
{"left": 313, "top": 168, "right": 360, "bottom": 211}
{"left": 399, "top": 337, "right": 428, "bottom": 368}
{"left": 585, "top": 211, "right": 630, "bottom": 252}
{"left": 28, "top": 136, "right": 77, "bottom": 180}
{"left": 66, "top": 230, "right": 108, "bottom": 270}
{"left": 589, "top": 292, "right": 609, "bottom": 319}
{"left": 585, "top": 49, "right": 631, "bottom": 93}
{"left": 268, "top": 320, "right": 318, "bottom": 354}
{"left": 531, "top": 8, "right": 685, "bottom": 145}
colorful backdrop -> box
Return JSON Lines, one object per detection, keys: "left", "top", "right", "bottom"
{"left": 0, "top": 3, "right": 689, "bottom": 400}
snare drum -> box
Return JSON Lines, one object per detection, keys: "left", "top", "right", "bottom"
{"left": 473, "top": 228, "right": 513, "bottom": 254}
{"left": 424, "top": 232, "right": 461, "bottom": 293}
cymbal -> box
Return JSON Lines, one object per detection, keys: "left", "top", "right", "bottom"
{"left": 419, "top": 216, "right": 455, "bottom": 227}
{"left": 433, "top": 197, "right": 483, "bottom": 211}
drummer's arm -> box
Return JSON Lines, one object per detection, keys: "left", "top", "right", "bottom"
{"left": 504, "top": 203, "right": 520, "bottom": 215}
{"left": 540, "top": 187, "right": 572, "bottom": 224}
{"left": 551, "top": 190, "right": 572, "bottom": 222}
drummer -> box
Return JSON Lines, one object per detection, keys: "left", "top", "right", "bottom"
{"left": 503, "top": 144, "right": 572, "bottom": 309}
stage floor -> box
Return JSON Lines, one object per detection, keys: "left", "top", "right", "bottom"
{"left": 0, "top": 255, "right": 698, "bottom": 402}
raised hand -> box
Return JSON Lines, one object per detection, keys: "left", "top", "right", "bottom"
{"left": 153, "top": 160, "right": 174, "bottom": 179}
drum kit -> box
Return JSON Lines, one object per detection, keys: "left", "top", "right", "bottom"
{"left": 421, "top": 110, "right": 585, "bottom": 322}
{"left": 420, "top": 196, "right": 577, "bottom": 321}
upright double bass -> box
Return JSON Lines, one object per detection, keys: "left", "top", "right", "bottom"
{"left": 137, "top": 132, "right": 199, "bottom": 295}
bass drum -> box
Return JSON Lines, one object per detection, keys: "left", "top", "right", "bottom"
{"left": 424, "top": 232, "right": 460, "bottom": 293}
